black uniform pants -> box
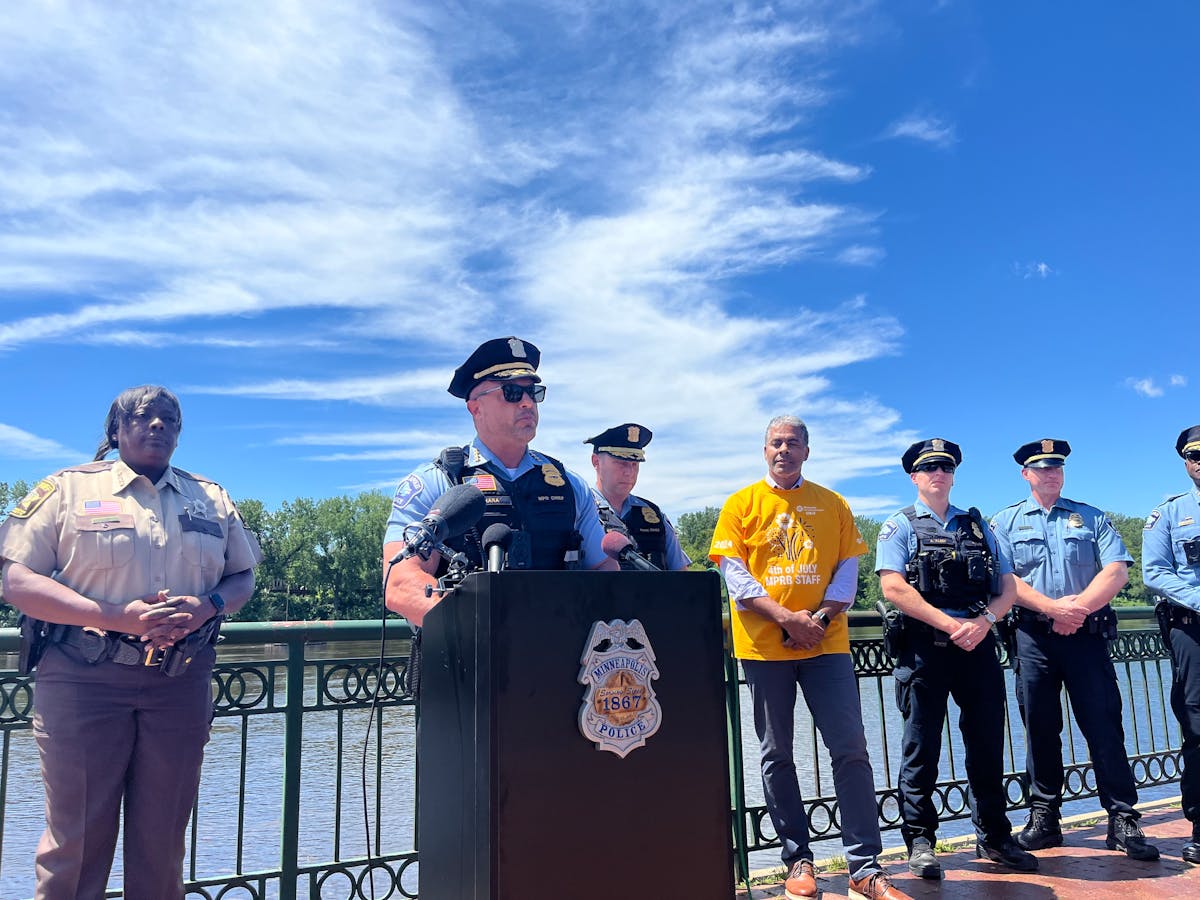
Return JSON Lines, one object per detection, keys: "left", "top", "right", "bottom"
{"left": 894, "top": 628, "right": 1012, "bottom": 848}
{"left": 1014, "top": 625, "right": 1138, "bottom": 817}
{"left": 1167, "top": 616, "right": 1200, "bottom": 823}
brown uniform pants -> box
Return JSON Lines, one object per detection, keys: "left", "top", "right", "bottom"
{"left": 32, "top": 642, "right": 214, "bottom": 900}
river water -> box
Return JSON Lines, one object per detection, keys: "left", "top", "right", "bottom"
{"left": 0, "top": 642, "right": 1182, "bottom": 897}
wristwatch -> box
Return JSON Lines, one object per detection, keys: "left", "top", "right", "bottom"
{"left": 208, "top": 592, "right": 226, "bottom": 616}
{"left": 812, "top": 610, "right": 830, "bottom": 629}
{"left": 979, "top": 607, "right": 997, "bottom": 625}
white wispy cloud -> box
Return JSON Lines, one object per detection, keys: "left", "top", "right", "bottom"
{"left": 1013, "top": 261, "right": 1055, "bottom": 279}
{"left": 1126, "top": 377, "right": 1164, "bottom": 398}
{"left": 883, "top": 112, "right": 957, "bottom": 148}
{"left": 0, "top": 425, "right": 86, "bottom": 462}
{"left": 0, "top": 0, "right": 910, "bottom": 514}
{"left": 1171, "top": 374, "right": 1188, "bottom": 387}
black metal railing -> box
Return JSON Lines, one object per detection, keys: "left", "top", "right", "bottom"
{"left": 0, "top": 608, "right": 1180, "bottom": 898}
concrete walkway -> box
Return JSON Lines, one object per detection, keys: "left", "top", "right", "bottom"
{"left": 738, "top": 798, "right": 1195, "bottom": 898}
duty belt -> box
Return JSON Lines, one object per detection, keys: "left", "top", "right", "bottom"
{"left": 899, "top": 615, "right": 949, "bottom": 648}
{"left": 1161, "top": 603, "right": 1200, "bottom": 628}
{"left": 57, "top": 626, "right": 170, "bottom": 666}
{"left": 52, "top": 618, "right": 223, "bottom": 676}
{"left": 1013, "top": 606, "right": 1118, "bottom": 637}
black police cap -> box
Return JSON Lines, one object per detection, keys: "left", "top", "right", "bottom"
{"left": 1177, "top": 425, "right": 1200, "bottom": 458}
{"left": 448, "top": 336, "right": 541, "bottom": 399}
{"left": 584, "top": 423, "right": 653, "bottom": 461}
{"left": 901, "top": 438, "right": 962, "bottom": 474}
{"left": 1014, "top": 439, "right": 1071, "bottom": 468}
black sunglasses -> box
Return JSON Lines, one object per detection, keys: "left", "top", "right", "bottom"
{"left": 1185, "top": 450, "right": 1200, "bottom": 463}
{"left": 475, "top": 382, "right": 546, "bottom": 404}
{"left": 913, "top": 462, "right": 956, "bottom": 474}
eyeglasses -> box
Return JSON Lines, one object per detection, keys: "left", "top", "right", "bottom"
{"left": 913, "top": 462, "right": 956, "bottom": 474}
{"left": 1185, "top": 450, "right": 1200, "bottom": 463}
{"left": 474, "top": 382, "right": 546, "bottom": 404}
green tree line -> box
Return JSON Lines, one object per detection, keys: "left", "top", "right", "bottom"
{"left": 0, "top": 483, "right": 1166, "bottom": 624}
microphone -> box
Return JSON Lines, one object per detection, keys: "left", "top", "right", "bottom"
{"left": 481, "top": 523, "right": 514, "bottom": 573}
{"left": 601, "top": 531, "right": 660, "bottom": 572}
{"left": 389, "top": 484, "right": 486, "bottom": 563}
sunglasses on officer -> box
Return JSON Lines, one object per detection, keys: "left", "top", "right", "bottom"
{"left": 1185, "top": 450, "right": 1200, "bottom": 463}
{"left": 474, "top": 382, "right": 547, "bottom": 403}
{"left": 912, "top": 462, "right": 956, "bottom": 474}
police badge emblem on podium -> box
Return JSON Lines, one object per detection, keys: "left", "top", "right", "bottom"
{"left": 578, "top": 618, "right": 663, "bottom": 758}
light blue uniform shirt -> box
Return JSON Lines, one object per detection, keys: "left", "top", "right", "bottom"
{"left": 385, "top": 437, "right": 609, "bottom": 569}
{"left": 875, "top": 500, "right": 1013, "bottom": 614}
{"left": 588, "top": 487, "right": 692, "bottom": 570}
{"left": 1143, "top": 488, "right": 1200, "bottom": 612}
{"left": 990, "top": 495, "right": 1130, "bottom": 599}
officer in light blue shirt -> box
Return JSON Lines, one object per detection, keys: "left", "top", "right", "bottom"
{"left": 1143, "top": 424, "right": 1200, "bottom": 863}
{"left": 991, "top": 439, "right": 1155, "bottom": 861}
{"left": 382, "top": 336, "right": 615, "bottom": 627}
{"left": 584, "top": 423, "right": 691, "bottom": 571}
{"left": 876, "top": 438, "right": 1033, "bottom": 879}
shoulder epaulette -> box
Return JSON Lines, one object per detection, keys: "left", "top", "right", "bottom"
{"left": 173, "top": 467, "right": 216, "bottom": 485}
{"left": 60, "top": 460, "right": 114, "bottom": 474}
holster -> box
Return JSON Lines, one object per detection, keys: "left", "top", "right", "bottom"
{"left": 17, "top": 615, "right": 51, "bottom": 675}
{"left": 158, "top": 614, "right": 224, "bottom": 677}
{"left": 1156, "top": 601, "right": 1175, "bottom": 651}
{"left": 875, "top": 600, "right": 905, "bottom": 660}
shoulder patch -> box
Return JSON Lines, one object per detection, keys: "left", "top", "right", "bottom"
{"left": 878, "top": 520, "right": 899, "bottom": 542}
{"left": 393, "top": 474, "right": 424, "bottom": 511}
{"left": 10, "top": 478, "right": 58, "bottom": 519}
{"left": 1144, "top": 509, "right": 1161, "bottom": 530}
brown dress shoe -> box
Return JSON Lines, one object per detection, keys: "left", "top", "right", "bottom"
{"left": 848, "top": 871, "right": 913, "bottom": 900}
{"left": 783, "top": 859, "right": 817, "bottom": 899}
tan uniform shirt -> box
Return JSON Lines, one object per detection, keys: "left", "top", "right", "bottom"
{"left": 0, "top": 458, "right": 261, "bottom": 608}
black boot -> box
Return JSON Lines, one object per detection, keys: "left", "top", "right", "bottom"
{"left": 1183, "top": 824, "right": 1200, "bottom": 864}
{"left": 976, "top": 837, "right": 1039, "bottom": 872}
{"left": 1105, "top": 813, "right": 1160, "bottom": 861}
{"left": 1016, "top": 808, "right": 1062, "bottom": 851}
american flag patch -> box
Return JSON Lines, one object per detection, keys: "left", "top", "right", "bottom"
{"left": 83, "top": 500, "right": 121, "bottom": 515}
{"left": 466, "top": 474, "right": 498, "bottom": 491}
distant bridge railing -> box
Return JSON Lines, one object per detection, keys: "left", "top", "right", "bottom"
{"left": 0, "top": 608, "right": 1179, "bottom": 897}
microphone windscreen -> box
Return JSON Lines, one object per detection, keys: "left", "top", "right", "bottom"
{"left": 431, "top": 484, "right": 487, "bottom": 539}
{"left": 601, "top": 530, "right": 634, "bottom": 560}
{"left": 481, "top": 522, "right": 513, "bottom": 550}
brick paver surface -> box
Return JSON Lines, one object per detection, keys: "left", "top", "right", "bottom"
{"left": 738, "top": 799, "right": 1195, "bottom": 898}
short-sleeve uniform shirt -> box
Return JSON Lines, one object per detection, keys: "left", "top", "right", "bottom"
{"left": 709, "top": 478, "right": 865, "bottom": 661}
{"left": 1143, "top": 488, "right": 1200, "bottom": 612}
{"left": 385, "top": 437, "right": 609, "bottom": 569}
{"left": 0, "top": 458, "right": 262, "bottom": 609}
{"left": 991, "top": 496, "right": 1131, "bottom": 599}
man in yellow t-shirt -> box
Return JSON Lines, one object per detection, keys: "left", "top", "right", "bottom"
{"left": 710, "top": 416, "right": 908, "bottom": 900}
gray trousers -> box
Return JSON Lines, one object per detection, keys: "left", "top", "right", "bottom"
{"left": 742, "top": 653, "right": 884, "bottom": 880}
{"left": 32, "top": 643, "right": 214, "bottom": 900}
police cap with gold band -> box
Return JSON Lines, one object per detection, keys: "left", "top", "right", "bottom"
{"left": 584, "top": 423, "right": 653, "bottom": 461}
{"left": 1014, "top": 438, "right": 1071, "bottom": 468}
{"left": 1176, "top": 425, "right": 1200, "bottom": 458}
{"left": 901, "top": 437, "right": 963, "bottom": 474}
{"left": 448, "top": 336, "right": 541, "bottom": 399}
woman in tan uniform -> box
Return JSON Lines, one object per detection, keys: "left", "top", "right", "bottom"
{"left": 0, "top": 385, "right": 261, "bottom": 900}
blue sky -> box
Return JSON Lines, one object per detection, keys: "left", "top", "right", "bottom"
{"left": 0, "top": 1, "right": 1194, "bottom": 523}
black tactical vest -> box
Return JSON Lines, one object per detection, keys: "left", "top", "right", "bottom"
{"left": 903, "top": 506, "right": 997, "bottom": 612}
{"left": 622, "top": 498, "right": 668, "bottom": 570}
{"left": 436, "top": 447, "right": 579, "bottom": 570}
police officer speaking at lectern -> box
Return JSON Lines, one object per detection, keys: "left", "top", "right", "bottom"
{"left": 383, "top": 336, "right": 616, "bottom": 627}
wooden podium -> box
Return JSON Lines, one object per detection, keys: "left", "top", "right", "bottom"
{"left": 417, "top": 570, "right": 733, "bottom": 900}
